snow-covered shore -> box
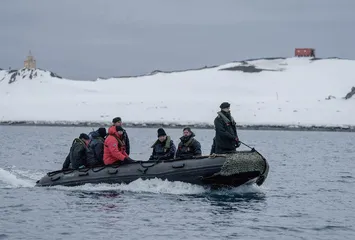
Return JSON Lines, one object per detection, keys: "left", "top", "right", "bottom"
{"left": 1, "top": 57, "right": 354, "bottom": 131}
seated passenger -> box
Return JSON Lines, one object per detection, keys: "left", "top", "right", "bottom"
{"left": 175, "top": 127, "right": 202, "bottom": 159}
{"left": 103, "top": 126, "right": 135, "bottom": 165}
{"left": 86, "top": 127, "right": 106, "bottom": 167}
{"left": 149, "top": 128, "right": 176, "bottom": 160}
{"left": 62, "top": 133, "right": 91, "bottom": 169}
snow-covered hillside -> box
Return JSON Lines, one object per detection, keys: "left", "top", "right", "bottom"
{"left": 0, "top": 57, "right": 354, "bottom": 129}
{"left": 0, "top": 68, "right": 62, "bottom": 84}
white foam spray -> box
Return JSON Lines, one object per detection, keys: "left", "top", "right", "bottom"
{"left": 0, "top": 168, "right": 34, "bottom": 188}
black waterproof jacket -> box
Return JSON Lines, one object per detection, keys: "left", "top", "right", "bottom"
{"left": 62, "top": 138, "right": 88, "bottom": 169}
{"left": 213, "top": 111, "right": 239, "bottom": 153}
{"left": 175, "top": 133, "right": 202, "bottom": 159}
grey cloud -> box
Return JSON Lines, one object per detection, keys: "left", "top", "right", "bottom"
{"left": 0, "top": 0, "right": 354, "bottom": 80}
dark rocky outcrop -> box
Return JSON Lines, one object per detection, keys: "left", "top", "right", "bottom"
{"left": 219, "top": 61, "right": 281, "bottom": 73}
{"left": 242, "top": 57, "right": 286, "bottom": 61}
{"left": 220, "top": 65, "right": 275, "bottom": 73}
{"left": 29, "top": 69, "right": 34, "bottom": 79}
{"left": 2, "top": 68, "right": 62, "bottom": 84}
{"left": 325, "top": 95, "right": 336, "bottom": 100}
{"left": 50, "top": 72, "right": 62, "bottom": 79}
{"left": 344, "top": 87, "right": 355, "bottom": 99}
{"left": 9, "top": 72, "right": 17, "bottom": 84}
{"left": 310, "top": 57, "right": 343, "bottom": 62}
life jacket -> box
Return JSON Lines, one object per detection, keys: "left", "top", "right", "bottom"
{"left": 217, "top": 111, "right": 236, "bottom": 126}
{"left": 178, "top": 136, "right": 196, "bottom": 153}
{"left": 114, "top": 136, "right": 125, "bottom": 150}
{"left": 151, "top": 136, "right": 171, "bottom": 153}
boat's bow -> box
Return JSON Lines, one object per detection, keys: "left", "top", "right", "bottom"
{"left": 200, "top": 150, "right": 269, "bottom": 187}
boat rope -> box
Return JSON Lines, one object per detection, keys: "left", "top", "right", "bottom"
{"left": 137, "top": 157, "right": 163, "bottom": 174}
{"left": 239, "top": 141, "right": 264, "bottom": 159}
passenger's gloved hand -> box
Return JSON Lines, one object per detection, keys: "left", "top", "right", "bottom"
{"left": 235, "top": 137, "right": 241, "bottom": 148}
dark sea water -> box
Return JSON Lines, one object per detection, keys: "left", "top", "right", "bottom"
{"left": 0, "top": 126, "right": 354, "bottom": 240}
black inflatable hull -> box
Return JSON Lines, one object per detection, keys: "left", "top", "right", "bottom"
{"left": 35, "top": 150, "right": 269, "bottom": 188}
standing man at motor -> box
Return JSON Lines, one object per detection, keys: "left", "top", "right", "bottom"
{"left": 213, "top": 102, "right": 241, "bottom": 154}
{"left": 112, "top": 117, "right": 130, "bottom": 155}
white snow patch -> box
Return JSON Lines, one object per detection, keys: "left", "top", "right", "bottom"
{"left": 1, "top": 58, "right": 354, "bottom": 128}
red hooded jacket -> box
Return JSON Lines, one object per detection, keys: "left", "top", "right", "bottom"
{"left": 103, "top": 126, "right": 128, "bottom": 165}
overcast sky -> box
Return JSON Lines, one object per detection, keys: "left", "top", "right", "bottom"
{"left": 0, "top": 0, "right": 354, "bottom": 80}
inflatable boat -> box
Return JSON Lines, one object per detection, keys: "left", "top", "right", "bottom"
{"left": 35, "top": 149, "right": 269, "bottom": 188}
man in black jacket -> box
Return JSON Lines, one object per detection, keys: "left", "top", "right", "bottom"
{"left": 62, "top": 133, "right": 91, "bottom": 169}
{"left": 176, "top": 127, "right": 202, "bottom": 159}
{"left": 86, "top": 127, "right": 106, "bottom": 167}
{"left": 149, "top": 128, "right": 176, "bottom": 160}
{"left": 213, "top": 102, "right": 241, "bottom": 154}
{"left": 112, "top": 117, "right": 130, "bottom": 155}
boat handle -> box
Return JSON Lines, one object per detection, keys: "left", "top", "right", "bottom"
{"left": 92, "top": 166, "right": 106, "bottom": 172}
{"left": 107, "top": 169, "right": 118, "bottom": 175}
{"left": 137, "top": 168, "right": 148, "bottom": 174}
{"left": 79, "top": 172, "right": 89, "bottom": 177}
{"left": 172, "top": 163, "right": 185, "bottom": 169}
{"left": 50, "top": 176, "right": 61, "bottom": 181}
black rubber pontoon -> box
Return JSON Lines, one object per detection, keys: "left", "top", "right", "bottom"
{"left": 35, "top": 150, "right": 269, "bottom": 188}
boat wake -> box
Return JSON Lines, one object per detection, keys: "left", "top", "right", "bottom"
{"left": 51, "top": 178, "right": 207, "bottom": 195}
{"left": 0, "top": 168, "right": 36, "bottom": 188}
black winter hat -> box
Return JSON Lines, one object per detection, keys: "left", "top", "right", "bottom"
{"left": 220, "top": 102, "right": 230, "bottom": 109}
{"left": 116, "top": 126, "right": 124, "bottom": 132}
{"left": 157, "top": 128, "right": 166, "bottom": 137}
{"left": 183, "top": 127, "right": 192, "bottom": 133}
{"left": 97, "top": 127, "right": 107, "bottom": 138}
{"left": 112, "top": 117, "right": 121, "bottom": 123}
{"left": 79, "top": 133, "right": 90, "bottom": 140}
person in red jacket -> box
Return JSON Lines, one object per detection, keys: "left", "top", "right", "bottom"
{"left": 103, "top": 125, "right": 135, "bottom": 165}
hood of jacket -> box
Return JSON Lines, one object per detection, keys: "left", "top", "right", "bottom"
{"left": 72, "top": 137, "right": 88, "bottom": 147}
{"left": 108, "top": 125, "right": 122, "bottom": 139}
{"left": 89, "top": 130, "right": 100, "bottom": 139}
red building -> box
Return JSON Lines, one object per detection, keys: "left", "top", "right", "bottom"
{"left": 295, "top": 48, "right": 315, "bottom": 57}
